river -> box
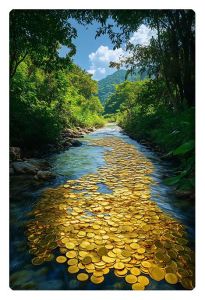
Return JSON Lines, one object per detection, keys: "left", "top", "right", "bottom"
{"left": 10, "top": 123, "right": 195, "bottom": 290}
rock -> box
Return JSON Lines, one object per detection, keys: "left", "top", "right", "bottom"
{"left": 25, "top": 158, "right": 50, "bottom": 170}
{"left": 12, "top": 161, "right": 39, "bottom": 175}
{"left": 10, "top": 147, "right": 21, "bottom": 161}
{"left": 35, "top": 170, "right": 56, "bottom": 180}
{"left": 70, "top": 139, "right": 82, "bottom": 147}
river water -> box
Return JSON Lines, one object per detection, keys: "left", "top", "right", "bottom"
{"left": 10, "top": 123, "right": 195, "bottom": 290}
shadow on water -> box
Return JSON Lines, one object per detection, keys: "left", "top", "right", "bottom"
{"left": 10, "top": 123, "right": 195, "bottom": 290}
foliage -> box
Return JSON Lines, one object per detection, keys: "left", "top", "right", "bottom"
{"left": 98, "top": 69, "right": 143, "bottom": 104}
{"left": 106, "top": 79, "right": 195, "bottom": 193}
{"left": 10, "top": 59, "right": 104, "bottom": 148}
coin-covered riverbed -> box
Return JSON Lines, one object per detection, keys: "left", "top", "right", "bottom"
{"left": 10, "top": 124, "right": 195, "bottom": 290}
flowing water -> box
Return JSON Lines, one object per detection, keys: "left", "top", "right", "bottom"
{"left": 10, "top": 123, "right": 195, "bottom": 290}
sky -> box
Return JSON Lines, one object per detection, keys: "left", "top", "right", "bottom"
{"left": 59, "top": 19, "right": 156, "bottom": 81}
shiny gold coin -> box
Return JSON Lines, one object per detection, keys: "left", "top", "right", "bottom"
{"left": 132, "top": 283, "right": 145, "bottom": 290}
{"left": 77, "top": 273, "right": 89, "bottom": 281}
{"left": 125, "top": 274, "right": 138, "bottom": 284}
{"left": 87, "top": 232, "right": 95, "bottom": 238}
{"left": 138, "top": 275, "right": 150, "bottom": 286}
{"left": 165, "top": 273, "right": 178, "bottom": 284}
{"left": 93, "top": 270, "right": 104, "bottom": 277}
{"left": 114, "top": 262, "right": 125, "bottom": 270}
{"left": 137, "top": 247, "right": 145, "bottom": 254}
{"left": 102, "top": 256, "right": 116, "bottom": 263}
{"left": 90, "top": 275, "right": 104, "bottom": 284}
{"left": 56, "top": 256, "right": 67, "bottom": 263}
{"left": 66, "top": 250, "right": 77, "bottom": 258}
{"left": 130, "top": 267, "right": 141, "bottom": 276}
{"left": 67, "top": 258, "right": 78, "bottom": 265}
{"left": 85, "top": 263, "right": 95, "bottom": 270}
{"left": 103, "top": 267, "right": 110, "bottom": 274}
{"left": 82, "top": 256, "right": 92, "bottom": 265}
{"left": 65, "top": 242, "right": 75, "bottom": 250}
{"left": 115, "top": 268, "right": 128, "bottom": 276}
{"left": 149, "top": 266, "right": 165, "bottom": 281}
{"left": 68, "top": 265, "right": 79, "bottom": 274}
{"left": 121, "top": 250, "right": 131, "bottom": 257}
{"left": 130, "top": 243, "right": 140, "bottom": 250}
{"left": 141, "top": 261, "right": 152, "bottom": 268}
{"left": 62, "top": 237, "right": 70, "bottom": 244}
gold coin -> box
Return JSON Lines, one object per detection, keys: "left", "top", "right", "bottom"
{"left": 90, "top": 275, "right": 104, "bottom": 284}
{"left": 67, "top": 258, "right": 78, "bottom": 265}
{"left": 82, "top": 256, "right": 92, "bottom": 265}
{"left": 87, "top": 232, "right": 95, "bottom": 238}
{"left": 132, "top": 283, "right": 145, "bottom": 290}
{"left": 66, "top": 250, "right": 77, "bottom": 258}
{"left": 97, "top": 246, "right": 108, "bottom": 256}
{"left": 102, "top": 256, "right": 116, "bottom": 263}
{"left": 93, "top": 270, "right": 104, "bottom": 277}
{"left": 65, "top": 242, "right": 75, "bottom": 249}
{"left": 62, "top": 237, "right": 70, "bottom": 244}
{"left": 68, "top": 265, "right": 79, "bottom": 274}
{"left": 130, "top": 267, "right": 141, "bottom": 276}
{"left": 137, "top": 247, "right": 145, "bottom": 254}
{"left": 149, "top": 266, "right": 165, "bottom": 281}
{"left": 130, "top": 243, "right": 139, "bottom": 250}
{"left": 115, "top": 268, "right": 128, "bottom": 276}
{"left": 32, "top": 257, "right": 44, "bottom": 265}
{"left": 141, "top": 261, "right": 152, "bottom": 268}
{"left": 114, "top": 262, "right": 125, "bottom": 270}
{"left": 77, "top": 273, "right": 89, "bottom": 281}
{"left": 56, "top": 256, "right": 67, "bottom": 263}
{"left": 103, "top": 267, "right": 110, "bottom": 275}
{"left": 121, "top": 250, "right": 131, "bottom": 257}
{"left": 85, "top": 263, "right": 95, "bottom": 270}
{"left": 138, "top": 275, "right": 150, "bottom": 286}
{"left": 165, "top": 273, "right": 178, "bottom": 284}
{"left": 125, "top": 274, "right": 138, "bottom": 284}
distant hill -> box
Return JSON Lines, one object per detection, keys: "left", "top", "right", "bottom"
{"left": 98, "top": 69, "right": 146, "bottom": 105}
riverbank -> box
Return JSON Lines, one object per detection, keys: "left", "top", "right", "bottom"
{"left": 10, "top": 126, "right": 96, "bottom": 180}
{"left": 118, "top": 125, "right": 195, "bottom": 202}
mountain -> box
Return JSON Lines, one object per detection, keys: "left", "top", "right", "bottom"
{"left": 98, "top": 69, "right": 145, "bottom": 105}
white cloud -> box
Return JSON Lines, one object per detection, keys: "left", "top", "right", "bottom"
{"left": 87, "top": 25, "right": 156, "bottom": 80}
{"left": 87, "top": 45, "right": 125, "bottom": 80}
{"left": 129, "top": 24, "right": 157, "bottom": 46}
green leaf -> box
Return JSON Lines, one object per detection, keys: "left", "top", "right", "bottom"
{"left": 172, "top": 140, "right": 195, "bottom": 156}
{"left": 163, "top": 175, "right": 182, "bottom": 185}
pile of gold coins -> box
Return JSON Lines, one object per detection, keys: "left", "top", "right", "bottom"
{"left": 26, "top": 137, "right": 195, "bottom": 290}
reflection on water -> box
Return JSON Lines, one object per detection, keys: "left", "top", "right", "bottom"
{"left": 10, "top": 123, "right": 195, "bottom": 290}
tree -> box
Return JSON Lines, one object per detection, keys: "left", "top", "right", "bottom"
{"left": 10, "top": 10, "right": 77, "bottom": 78}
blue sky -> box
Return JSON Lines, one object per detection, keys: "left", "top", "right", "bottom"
{"left": 59, "top": 19, "right": 156, "bottom": 81}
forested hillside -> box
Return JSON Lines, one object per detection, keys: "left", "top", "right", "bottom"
{"left": 98, "top": 69, "right": 143, "bottom": 104}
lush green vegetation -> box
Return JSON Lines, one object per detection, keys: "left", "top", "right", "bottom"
{"left": 107, "top": 79, "right": 195, "bottom": 193}
{"left": 10, "top": 10, "right": 104, "bottom": 149}
{"left": 98, "top": 69, "right": 143, "bottom": 104}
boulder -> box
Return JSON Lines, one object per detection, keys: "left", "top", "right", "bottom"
{"left": 35, "top": 170, "right": 56, "bottom": 180}
{"left": 70, "top": 139, "right": 82, "bottom": 147}
{"left": 10, "top": 147, "right": 21, "bottom": 161}
{"left": 25, "top": 158, "right": 50, "bottom": 170}
{"left": 12, "top": 161, "right": 39, "bottom": 175}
